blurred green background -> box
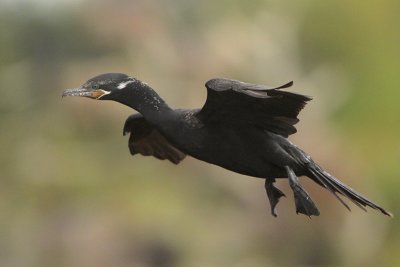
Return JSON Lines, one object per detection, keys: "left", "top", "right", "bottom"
{"left": 0, "top": 0, "right": 399, "bottom": 266}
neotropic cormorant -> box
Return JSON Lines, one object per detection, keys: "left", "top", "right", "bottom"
{"left": 62, "top": 73, "right": 392, "bottom": 217}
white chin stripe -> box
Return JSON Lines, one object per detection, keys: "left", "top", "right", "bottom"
{"left": 117, "top": 80, "right": 134, "bottom": 89}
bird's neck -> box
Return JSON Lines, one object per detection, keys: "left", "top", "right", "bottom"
{"left": 121, "top": 82, "right": 173, "bottom": 124}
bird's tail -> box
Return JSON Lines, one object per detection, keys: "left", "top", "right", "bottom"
{"left": 285, "top": 144, "right": 392, "bottom": 217}
{"left": 307, "top": 161, "right": 392, "bottom": 217}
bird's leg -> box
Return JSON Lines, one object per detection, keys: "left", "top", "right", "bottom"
{"left": 285, "top": 166, "right": 320, "bottom": 217}
{"left": 264, "top": 178, "right": 285, "bottom": 217}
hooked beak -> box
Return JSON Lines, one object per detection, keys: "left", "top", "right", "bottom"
{"left": 62, "top": 87, "right": 108, "bottom": 99}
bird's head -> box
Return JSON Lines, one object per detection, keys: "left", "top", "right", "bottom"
{"left": 62, "top": 73, "right": 138, "bottom": 101}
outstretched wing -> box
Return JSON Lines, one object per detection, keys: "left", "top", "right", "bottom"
{"left": 196, "top": 78, "right": 312, "bottom": 137}
{"left": 123, "top": 114, "right": 186, "bottom": 164}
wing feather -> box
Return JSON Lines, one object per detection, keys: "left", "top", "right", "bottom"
{"left": 123, "top": 114, "right": 186, "bottom": 164}
{"left": 196, "top": 78, "right": 312, "bottom": 137}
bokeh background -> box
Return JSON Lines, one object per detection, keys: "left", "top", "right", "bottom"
{"left": 1, "top": 0, "right": 399, "bottom": 266}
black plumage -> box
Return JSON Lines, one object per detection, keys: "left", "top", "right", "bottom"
{"left": 63, "top": 73, "right": 392, "bottom": 217}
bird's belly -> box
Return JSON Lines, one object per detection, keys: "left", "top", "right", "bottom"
{"left": 215, "top": 159, "right": 283, "bottom": 178}
{"left": 183, "top": 133, "right": 286, "bottom": 179}
{"left": 164, "top": 123, "right": 291, "bottom": 178}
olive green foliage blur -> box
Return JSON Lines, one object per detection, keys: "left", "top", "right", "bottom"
{"left": 0, "top": 0, "right": 398, "bottom": 266}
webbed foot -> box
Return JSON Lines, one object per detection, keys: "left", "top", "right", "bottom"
{"left": 285, "top": 166, "right": 320, "bottom": 217}
{"left": 265, "top": 178, "right": 286, "bottom": 217}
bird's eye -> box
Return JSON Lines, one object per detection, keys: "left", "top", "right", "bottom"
{"left": 92, "top": 84, "right": 99, "bottom": 89}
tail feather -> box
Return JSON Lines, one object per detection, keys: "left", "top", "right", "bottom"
{"left": 307, "top": 162, "right": 392, "bottom": 217}
{"left": 285, "top": 144, "right": 392, "bottom": 217}
{"left": 308, "top": 167, "right": 352, "bottom": 211}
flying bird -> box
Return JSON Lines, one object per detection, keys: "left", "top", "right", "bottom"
{"left": 62, "top": 73, "right": 392, "bottom": 217}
